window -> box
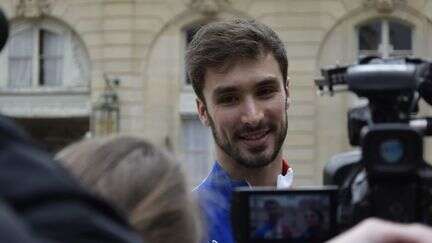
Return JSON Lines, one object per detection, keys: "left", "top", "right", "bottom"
{"left": 9, "top": 28, "right": 64, "bottom": 88}
{"left": 357, "top": 19, "right": 413, "bottom": 58}
{"left": 0, "top": 19, "right": 90, "bottom": 90}
{"left": 181, "top": 117, "right": 213, "bottom": 186}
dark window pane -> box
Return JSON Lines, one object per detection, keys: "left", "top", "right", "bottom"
{"left": 40, "top": 29, "right": 64, "bottom": 86}
{"left": 358, "top": 21, "right": 381, "bottom": 50}
{"left": 389, "top": 21, "right": 412, "bottom": 50}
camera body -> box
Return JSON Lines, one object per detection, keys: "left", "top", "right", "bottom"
{"left": 317, "top": 57, "right": 432, "bottom": 230}
{"left": 231, "top": 57, "right": 432, "bottom": 243}
{"left": 333, "top": 123, "right": 432, "bottom": 231}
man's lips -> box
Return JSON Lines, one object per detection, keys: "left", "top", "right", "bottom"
{"left": 238, "top": 129, "right": 270, "bottom": 140}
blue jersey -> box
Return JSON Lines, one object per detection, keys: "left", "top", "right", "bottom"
{"left": 194, "top": 162, "right": 248, "bottom": 243}
{"left": 194, "top": 160, "right": 293, "bottom": 243}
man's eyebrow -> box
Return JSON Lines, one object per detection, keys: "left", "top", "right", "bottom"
{"left": 256, "top": 77, "right": 280, "bottom": 87}
{"left": 213, "top": 86, "right": 238, "bottom": 96}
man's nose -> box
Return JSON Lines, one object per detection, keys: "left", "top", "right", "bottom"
{"left": 240, "top": 97, "right": 263, "bottom": 126}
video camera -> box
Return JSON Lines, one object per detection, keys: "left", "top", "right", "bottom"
{"left": 231, "top": 57, "right": 432, "bottom": 243}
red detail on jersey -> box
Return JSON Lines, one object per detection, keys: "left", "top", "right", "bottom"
{"left": 282, "top": 159, "right": 290, "bottom": 176}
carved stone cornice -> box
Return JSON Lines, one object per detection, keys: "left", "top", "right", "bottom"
{"left": 363, "top": 0, "right": 407, "bottom": 13}
{"left": 15, "top": 0, "right": 55, "bottom": 18}
{"left": 189, "top": 0, "right": 230, "bottom": 16}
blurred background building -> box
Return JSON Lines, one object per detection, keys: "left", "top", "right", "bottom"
{"left": 0, "top": 0, "right": 431, "bottom": 186}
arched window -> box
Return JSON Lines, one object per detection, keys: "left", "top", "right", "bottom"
{"left": 1, "top": 18, "right": 90, "bottom": 90}
{"left": 0, "top": 18, "right": 91, "bottom": 151}
{"left": 357, "top": 19, "right": 413, "bottom": 58}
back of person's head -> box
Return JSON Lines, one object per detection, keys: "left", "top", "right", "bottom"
{"left": 56, "top": 135, "right": 200, "bottom": 243}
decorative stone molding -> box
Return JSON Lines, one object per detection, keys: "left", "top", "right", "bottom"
{"left": 15, "top": 0, "right": 55, "bottom": 18}
{"left": 363, "top": 0, "right": 406, "bottom": 13}
{"left": 189, "top": 0, "right": 230, "bottom": 16}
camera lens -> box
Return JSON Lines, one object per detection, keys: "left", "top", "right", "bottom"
{"left": 379, "top": 139, "right": 404, "bottom": 163}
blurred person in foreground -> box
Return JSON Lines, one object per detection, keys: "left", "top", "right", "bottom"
{"left": 56, "top": 135, "right": 201, "bottom": 243}
{"left": 0, "top": 111, "right": 142, "bottom": 243}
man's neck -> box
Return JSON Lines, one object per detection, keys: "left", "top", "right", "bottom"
{"left": 216, "top": 149, "right": 283, "bottom": 187}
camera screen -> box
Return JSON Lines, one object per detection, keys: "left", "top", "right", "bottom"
{"left": 248, "top": 193, "right": 332, "bottom": 242}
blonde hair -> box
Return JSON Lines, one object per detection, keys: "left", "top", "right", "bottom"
{"left": 56, "top": 135, "right": 201, "bottom": 243}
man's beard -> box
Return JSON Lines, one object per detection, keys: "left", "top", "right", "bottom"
{"left": 207, "top": 109, "right": 288, "bottom": 168}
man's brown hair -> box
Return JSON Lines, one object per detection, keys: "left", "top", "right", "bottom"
{"left": 186, "top": 18, "right": 288, "bottom": 102}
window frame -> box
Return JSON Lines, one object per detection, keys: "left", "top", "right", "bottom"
{"left": 356, "top": 18, "right": 414, "bottom": 58}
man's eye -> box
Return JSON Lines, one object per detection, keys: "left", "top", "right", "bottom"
{"left": 217, "top": 95, "right": 239, "bottom": 105}
{"left": 256, "top": 87, "right": 278, "bottom": 98}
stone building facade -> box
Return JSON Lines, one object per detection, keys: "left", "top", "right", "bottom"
{"left": 0, "top": 0, "right": 431, "bottom": 186}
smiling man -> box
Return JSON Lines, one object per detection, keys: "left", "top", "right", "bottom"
{"left": 186, "top": 19, "right": 293, "bottom": 243}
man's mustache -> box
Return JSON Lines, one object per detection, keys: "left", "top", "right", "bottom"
{"left": 234, "top": 122, "right": 276, "bottom": 137}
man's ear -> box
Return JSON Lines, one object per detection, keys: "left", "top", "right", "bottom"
{"left": 196, "top": 98, "right": 210, "bottom": 127}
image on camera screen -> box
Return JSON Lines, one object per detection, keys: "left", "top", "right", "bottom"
{"left": 249, "top": 194, "right": 331, "bottom": 242}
